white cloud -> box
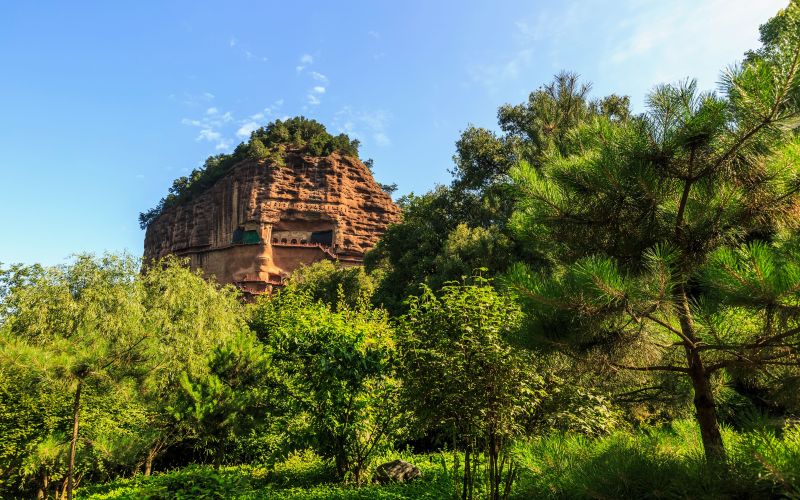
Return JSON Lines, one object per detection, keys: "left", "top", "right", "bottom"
{"left": 236, "top": 121, "right": 259, "bottom": 138}
{"left": 310, "top": 71, "right": 328, "bottom": 83}
{"left": 296, "top": 53, "right": 314, "bottom": 72}
{"left": 178, "top": 97, "right": 284, "bottom": 153}
{"left": 373, "top": 132, "right": 391, "bottom": 146}
{"left": 262, "top": 98, "right": 284, "bottom": 116}
{"left": 609, "top": 0, "right": 785, "bottom": 66}
{"left": 468, "top": 48, "right": 534, "bottom": 93}
{"left": 228, "top": 37, "right": 267, "bottom": 62}
{"left": 181, "top": 104, "right": 235, "bottom": 151}
{"left": 306, "top": 94, "right": 321, "bottom": 105}
{"left": 333, "top": 107, "right": 392, "bottom": 147}
{"left": 595, "top": 0, "right": 787, "bottom": 98}
{"left": 465, "top": 2, "right": 587, "bottom": 93}
{"left": 179, "top": 91, "right": 217, "bottom": 107}
{"left": 368, "top": 30, "right": 380, "bottom": 39}
{"left": 197, "top": 129, "right": 221, "bottom": 142}
{"left": 312, "top": 86, "right": 326, "bottom": 94}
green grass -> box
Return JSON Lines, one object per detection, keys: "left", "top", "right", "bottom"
{"left": 77, "top": 450, "right": 453, "bottom": 499}
{"left": 512, "top": 420, "right": 800, "bottom": 499}
{"left": 77, "top": 421, "right": 800, "bottom": 499}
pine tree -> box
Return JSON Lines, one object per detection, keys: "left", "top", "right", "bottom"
{"left": 508, "top": 1, "right": 800, "bottom": 462}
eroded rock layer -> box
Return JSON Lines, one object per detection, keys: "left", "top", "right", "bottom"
{"left": 143, "top": 151, "right": 400, "bottom": 294}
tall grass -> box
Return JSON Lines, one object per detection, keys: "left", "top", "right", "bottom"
{"left": 77, "top": 422, "right": 800, "bottom": 499}
{"left": 512, "top": 420, "right": 800, "bottom": 499}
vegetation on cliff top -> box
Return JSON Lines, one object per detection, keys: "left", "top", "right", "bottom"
{"left": 138, "top": 117, "right": 361, "bottom": 229}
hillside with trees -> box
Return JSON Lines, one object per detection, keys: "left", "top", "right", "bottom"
{"left": 138, "top": 117, "right": 362, "bottom": 230}
{"left": 3, "top": 2, "right": 800, "bottom": 499}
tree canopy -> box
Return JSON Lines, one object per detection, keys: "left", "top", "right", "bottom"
{"left": 139, "top": 117, "right": 361, "bottom": 229}
{"left": 506, "top": 0, "right": 800, "bottom": 462}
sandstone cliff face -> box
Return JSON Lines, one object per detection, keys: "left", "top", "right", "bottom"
{"left": 143, "top": 151, "right": 400, "bottom": 293}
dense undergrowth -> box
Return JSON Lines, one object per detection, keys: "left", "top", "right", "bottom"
{"left": 77, "top": 421, "right": 800, "bottom": 499}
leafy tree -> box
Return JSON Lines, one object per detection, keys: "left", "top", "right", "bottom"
{"left": 367, "top": 73, "right": 631, "bottom": 310}
{"left": 0, "top": 255, "right": 147, "bottom": 499}
{"left": 0, "top": 337, "right": 67, "bottom": 498}
{"left": 137, "top": 256, "right": 247, "bottom": 474}
{"left": 247, "top": 137, "right": 270, "bottom": 160}
{"left": 250, "top": 289, "right": 403, "bottom": 484}
{"left": 0, "top": 255, "right": 249, "bottom": 495}
{"left": 507, "top": 1, "right": 800, "bottom": 462}
{"left": 173, "top": 330, "right": 272, "bottom": 469}
{"left": 283, "top": 260, "right": 378, "bottom": 311}
{"left": 366, "top": 188, "right": 513, "bottom": 313}
{"left": 399, "top": 279, "right": 544, "bottom": 500}
{"left": 379, "top": 182, "right": 398, "bottom": 195}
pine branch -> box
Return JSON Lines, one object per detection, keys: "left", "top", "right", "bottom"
{"left": 697, "top": 323, "right": 800, "bottom": 352}
{"left": 608, "top": 361, "right": 689, "bottom": 373}
{"left": 702, "top": 41, "right": 800, "bottom": 179}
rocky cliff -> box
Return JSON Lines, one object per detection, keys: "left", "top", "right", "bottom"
{"left": 143, "top": 150, "right": 400, "bottom": 294}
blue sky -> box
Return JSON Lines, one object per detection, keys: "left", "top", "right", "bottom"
{"left": 0, "top": 0, "right": 788, "bottom": 265}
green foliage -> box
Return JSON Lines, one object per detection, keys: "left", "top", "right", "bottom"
{"left": 284, "top": 260, "right": 378, "bottom": 311}
{"left": 0, "top": 254, "right": 150, "bottom": 498}
{"left": 535, "top": 383, "right": 624, "bottom": 437}
{"left": 399, "top": 278, "right": 545, "bottom": 498}
{"left": 513, "top": 420, "right": 800, "bottom": 499}
{"left": 0, "top": 255, "right": 251, "bottom": 497}
{"left": 367, "top": 72, "right": 629, "bottom": 312}
{"left": 366, "top": 189, "right": 516, "bottom": 314}
{"left": 139, "top": 117, "right": 361, "bottom": 229}
{"left": 507, "top": 1, "right": 800, "bottom": 461}
{"left": 9, "top": 3, "right": 800, "bottom": 498}
{"left": 77, "top": 451, "right": 452, "bottom": 499}
{"left": 250, "top": 290, "right": 404, "bottom": 483}
{"left": 75, "top": 423, "right": 800, "bottom": 499}
{"left": 400, "top": 279, "right": 541, "bottom": 439}
{"left": 173, "top": 330, "right": 273, "bottom": 468}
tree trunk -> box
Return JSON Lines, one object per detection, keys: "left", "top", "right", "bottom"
{"left": 488, "top": 432, "right": 498, "bottom": 500}
{"left": 462, "top": 446, "right": 470, "bottom": 500}
{"left": 214, "top": 438, "right": 225, "bottom": 470}
{"left": 67, "top": 379, "right": 83, "bottom": 500}
{"left": 145, "top": 446, "right": 156, "bottom": 476}
{"left": 452, "top": 433, "right": 460, "bottom": 500}
{"left": 686, "top": 348, "right": 727, "bottom": 463}
{"left": 36, "top": 470, "right": 48, "bottom": 499}
{"left": 676, "top": 289, "right": 726, "bottom": 463}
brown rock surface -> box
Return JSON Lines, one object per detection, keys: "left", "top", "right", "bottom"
{"left": 143, "top": 151, "right": 400, "bottom": 294}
